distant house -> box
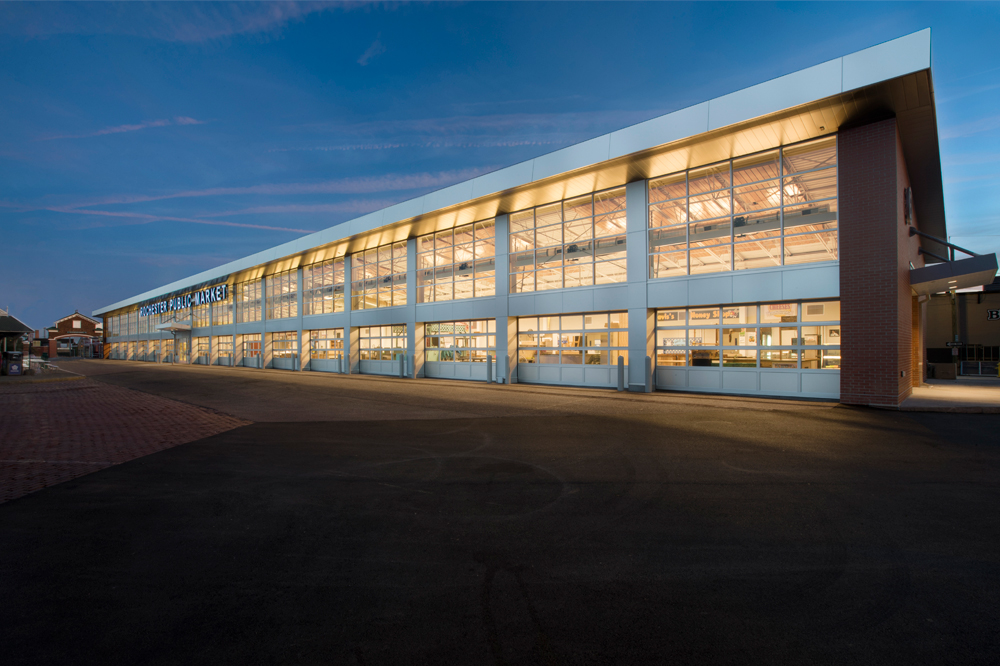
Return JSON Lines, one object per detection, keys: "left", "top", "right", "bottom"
{"left": 48, "top": 311, "right": 103, "bottom": 358}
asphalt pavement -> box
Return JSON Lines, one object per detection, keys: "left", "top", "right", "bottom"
{"left": 1, "top": 360, "right": 998, "bottom": 665}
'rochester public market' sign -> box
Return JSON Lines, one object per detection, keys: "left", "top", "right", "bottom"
{"left": 139, "top": 284, "right": 228, "bottom": 317}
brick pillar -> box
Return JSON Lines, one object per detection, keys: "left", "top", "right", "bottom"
{"left": 838, "top": 118, "right": 915, "bottom": 407}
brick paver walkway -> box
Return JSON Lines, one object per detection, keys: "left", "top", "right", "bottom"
{"left": 0, "top": 379, "right": 249, "bottom": 503}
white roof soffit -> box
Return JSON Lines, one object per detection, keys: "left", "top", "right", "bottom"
{"left": 95, "top": 29, "right": 938, "bottom": 317}
{"left": 910, "top": 254, "right": 1000, "bottom": 297}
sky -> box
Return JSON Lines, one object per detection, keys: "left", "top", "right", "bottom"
{"left": 1, "top": 1, "right": 998, "bottom": 329}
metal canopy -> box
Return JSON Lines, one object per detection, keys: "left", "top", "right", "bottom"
{"left": 910, "top": 255, "right": 1000, "bottom": 297}
{"left": 155, "top": 321, "right": 191, "bottom": 333}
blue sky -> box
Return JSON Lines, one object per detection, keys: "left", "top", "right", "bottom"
{"left": 1, "top": 1, "right": 998, "bottom": 329}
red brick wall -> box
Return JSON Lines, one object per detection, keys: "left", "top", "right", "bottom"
{"left": 55, "top": 316, "right": 98, "bottom": 337}
{"left": 839, "top": 118, "right": 921, "bottom": 407}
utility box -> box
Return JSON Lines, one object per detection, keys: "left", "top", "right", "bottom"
{"left": 2, "top": 351, "right": 23, "bottom": 376}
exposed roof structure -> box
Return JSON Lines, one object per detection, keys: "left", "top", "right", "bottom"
{"left": 95, "top": 29, "right": 942, "bottom": 317}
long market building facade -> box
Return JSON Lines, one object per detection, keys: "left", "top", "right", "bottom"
{"left": 94, "top": 30, "right": 998, "bottom": 408}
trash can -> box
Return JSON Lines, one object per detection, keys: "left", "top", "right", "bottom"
{"left": 2, "top": 351, "right": 24, "bottom": 376}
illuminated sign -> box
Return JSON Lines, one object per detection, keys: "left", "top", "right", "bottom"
{"left": 139, "top": 284, "right": 228, "bottom": 317}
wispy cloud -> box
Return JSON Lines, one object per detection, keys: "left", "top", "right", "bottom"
{"left": 357, "top": 33, "right": 386, "bottom": 66}
{"left": 0, "top": 2, "right": 344, "bottom": 43}
{"left": 268, "top": 139, "right": 566, "bottom": 153}
{"left": 940, "top": 114, "right": 1000, "bottom": 140}
{"left": 196, "top": 200, "right": 399, "bottom": 219}
{"left": 40, "top": 116, "right": 208, "bottom": 141}
{"left": 32, "top": 206, "right": 316, "bottom": 234}
{"left": 290, "top": 110, "right": 658, "bottom": 138}
{"left": 64, "top": 167, "right": 496, "bottom": 208}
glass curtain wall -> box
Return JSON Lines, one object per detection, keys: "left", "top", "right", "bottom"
{"left": 192, "top": 303, "right": 210, "bottom": 328}
{"left": 359, "top": 325, "right": 407, "bottom": 360}
{"left": 425, "top": 320, "right": 496, "bottom": 362}
{"left": 303, "top": 259, "right": 345, "bottom": 315}
{"left": 510, "top": 187, "right": 627, "bottom": 293}
{"left": 236, "top": 280, "right": 262, "bottom": 323}
{"left": 266, "top": 270, "right": 298, "bottom": 320}
{"left": 517, "top": 312, "right": 629, "bottom": 365}
{"left": 655, "top": 301, "right": 841, "bottom": 368}
{"left": 352, "top": 242, "right": 407, "bottom": 310}
{"left": 649, "top": 136, "right": 838, "bottom": 277}
{"left": 212, "top": 296, "right": 233, "bottom": 326}
{"left": 416, "top": 220, "right": 496, "bottom": 303}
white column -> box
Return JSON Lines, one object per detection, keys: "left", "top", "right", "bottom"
{"left": 405, "top": 237, "right": 417, "bottom": 377}
{"left": 296, "top": 267, "right": 304, "bottom": 371}
{"left": 625, "top": 179, "right": 653, "bottom": 391}
{"left": 492, "top": 214, "right": 514, "bottom": 383}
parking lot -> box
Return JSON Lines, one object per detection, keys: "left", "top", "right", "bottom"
{"left": 2, "top": 360, "right": 999, "bottom": 664}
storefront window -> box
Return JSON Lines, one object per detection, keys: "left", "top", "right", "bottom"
{"left": 425, "top": 320, "right": 496, "bottom": 362}
{"left": 352, "top": 242, "right": 407, "bottom": 310}
{"left": 359, "top": 325, "right": 407, "bottom": 360}
{"left": 303, "top": 259, "right": 345, "bottom": 315}
{"left": 649, "top": 136, "right": 838, "bottom": 277}
{"left": 655, "top": 300, "right": 840, "bottom": 369}
{"left": 517, "top": 312, "right": 628, "bottom": 365}
{"left": 417, "top": 220, "right": 496, "bottom": 303}
{"left": 272, "top": 331, "right": 298, "bottom": 359}
{"left": 215, "top": 336, "right": 233, "bottom": 360}
{"left": 510, "top": 187, "right": 627, "bottom": 293}
{"left": 309, "top": 329, "right": 344, "bottom": 359}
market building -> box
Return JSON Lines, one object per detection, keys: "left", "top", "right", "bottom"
{"left": 94, "top": 30, "right": 998, "bottom": 408}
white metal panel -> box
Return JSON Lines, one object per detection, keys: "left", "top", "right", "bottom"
{"left": 561, "top": 366, "right": 585, "bottom": 385}
{"left": 533, "top": 291, "right": 563, "bottom": 315}
{"left": 688, "top": 275, "right": 734, "bottom": 307}
{"left": 842, "top": 28, "right": 931, "bottom": 92}
{"left": 422, "top": 180, "right": 475, "bottom": 215}
{"left": 531, "top": 135, "right": 611, "bottom": 182}
{"left": 471, "top": 161, "right": 535, "bottom": 199}
{"left": 732, "top": 269, "right": 784, "bottom": 304}
{"left": 647, "top": 279, "right": 689, "bottom": 308}
{"left": 595, "top": 285, "right": 630, "bottom": 311}
{"left": 655, "top": 367, "right": 688, "bottom": 389}
{"left": 508, "top": 294, "right": 535, "bottom": 316}
{"left": 759, "top": 371, "right": 800, "bottom": 394}
{"left": 722, "top": 370, "right": 759, "bottom": 392}
{"left": 609, "top": 102, "right": 710, "bottom": 160}
{"left": 310, "top": 359, "right": 342, "bottom": 373}
{"left": 801, "top": 371, "right": 840, "bottom": 397}
{"left": 689, "top": 369, "right": 721, "bottom": 389}
{"left": 562, "top": 288, "right": 595, "bottom": 313}
{"left": 709, "top": 59, "right": 843, "bottom": 131}
{"left": 781, "top": 264, "right": 840, "bottom": 300}
{"left": 381, "top": 198, "right": 425, "bottom": 228}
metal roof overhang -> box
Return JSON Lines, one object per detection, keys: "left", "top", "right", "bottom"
{"left": 95, "top": 30, "right": 946, "bottom": 317}
{"left": 910, "top": 254, "right": 1000, "bottom": 297}
{"left": 155, "top": 321, "right": 191, "bottom": 333}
